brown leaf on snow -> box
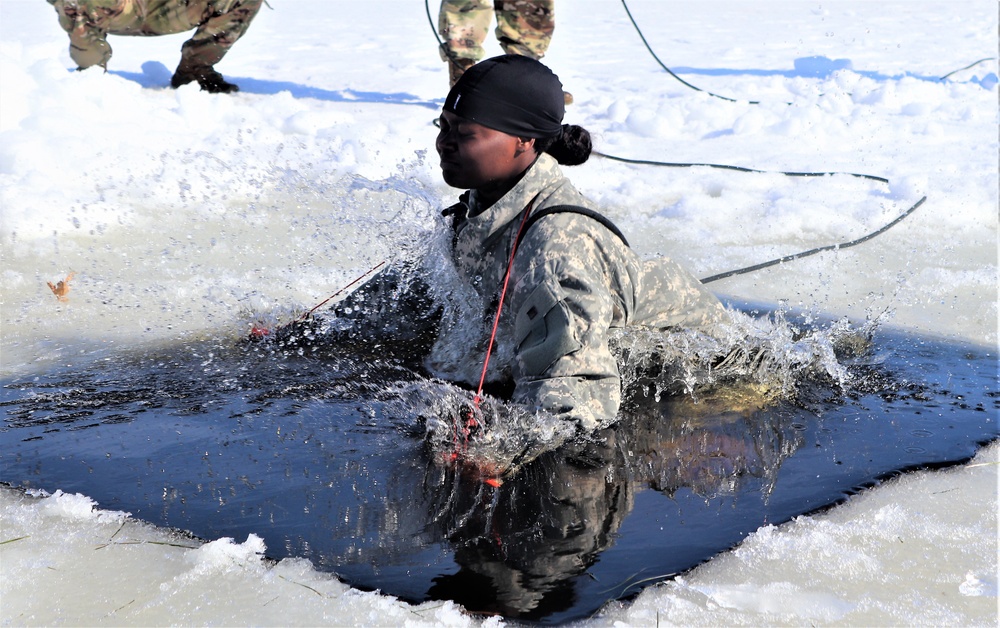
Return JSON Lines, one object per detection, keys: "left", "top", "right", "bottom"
{"left": 47, "top": 272, "right": 75, "bottom": 302}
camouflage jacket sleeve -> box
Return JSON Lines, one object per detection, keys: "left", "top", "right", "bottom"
{"left": 507, "top": 212, "right": 638, "bottom": 432}
{"left": 505, "top": 212, "right": 727, "bottom": 433}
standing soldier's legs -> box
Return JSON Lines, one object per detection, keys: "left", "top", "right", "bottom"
{"left": 493, "top": 0, "right": 570, "bottom": 103}
{"left": 170, "top": 0, "right": 264, "bottom": 93}
{"left": 47, "top": 0, "right": 140, "bottom": 69}
{"left": 493, "top": 0, "right": 554, "bottom": 59}
{"left": 438, "top": 0, "right": 494, "bottom": 87}
{"left": 65, "top": 17, "right": 113, "bottom": 69}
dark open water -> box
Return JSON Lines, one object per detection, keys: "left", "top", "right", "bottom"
{"left": 2, "top": 313, "right": 996, "bottom": 623}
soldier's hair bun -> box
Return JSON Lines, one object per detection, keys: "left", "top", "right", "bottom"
{"left": 538, "top": 124, "right": 592, "bottom": 166}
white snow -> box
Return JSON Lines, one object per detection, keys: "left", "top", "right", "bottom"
{"left": 1, "top": 0, "right": 996, "bottom": 625}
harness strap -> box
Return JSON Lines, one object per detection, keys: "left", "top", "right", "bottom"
{"left": 516, "top": 205, "right": 630, "bottom": 251}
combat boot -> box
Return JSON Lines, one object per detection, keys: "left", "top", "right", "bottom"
{"left": 171, "top": 65, "right": 239, "bottom": 94}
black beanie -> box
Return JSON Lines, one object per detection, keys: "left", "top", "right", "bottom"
{"left": 443, "top": 55, "right": 565, "bottom": 139}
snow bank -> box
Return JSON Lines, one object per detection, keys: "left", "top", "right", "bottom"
{"left": 0, "top": 487, "right": 487, "bottom": 627}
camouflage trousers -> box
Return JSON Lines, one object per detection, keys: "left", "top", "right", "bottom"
{"left": 47, "top": 0, "right": 262, "bottom": 71}
{"left": 438, "top": 0, "right": 554, "bottom": 82}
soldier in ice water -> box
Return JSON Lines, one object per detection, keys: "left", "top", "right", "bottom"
{"left": 272, "top": 55, "right": 730, "bottom": 470}
{"left": 47, "top": 0, "right": 262, "bottom": 93}
{"left": 438, "top": 0, "right": 573, "bottom": 104}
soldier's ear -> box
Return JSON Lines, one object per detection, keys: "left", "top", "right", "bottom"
{"left": 514, "top": 136, "right": 535, "bottom": 156}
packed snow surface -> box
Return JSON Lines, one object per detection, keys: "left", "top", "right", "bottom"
{"left": 1, "top": 0, "right": 996, "bottom": 625}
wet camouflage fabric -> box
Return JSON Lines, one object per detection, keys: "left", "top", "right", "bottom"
{"left": 438, "top": 0, "right": 554, "bottom": 66}
{"left": 47, "top": 0, "right": 262, "bottom": 71}
{"left": 427, "top": 154, "right": 728, "bottom": 431}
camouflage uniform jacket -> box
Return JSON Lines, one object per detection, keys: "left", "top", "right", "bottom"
{"left": 425, "top": 153, "right": 727, "bottom": 431}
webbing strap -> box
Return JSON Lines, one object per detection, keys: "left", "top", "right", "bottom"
{"left": 516, "top": 205, "right": 630, "bottom": 251}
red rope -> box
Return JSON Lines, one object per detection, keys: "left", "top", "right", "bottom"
{"left": 450, "top": 201, "right": 534, "bottom": 483}
{"left": 294, "top": 260, "right": 387, "bottom": 323}
{"left": 471, "top": 201, "right": 535, "bottom": 409}
{"left": 251, "top": 260, "right": 388, "bottom": 340}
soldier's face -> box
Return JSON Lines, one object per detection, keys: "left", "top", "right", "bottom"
{"left": 436, "top": 111, "right": 535, "bottom": 193}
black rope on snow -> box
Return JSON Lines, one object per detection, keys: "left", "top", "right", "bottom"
{"left": 699, "top": 196, "right": 927, "bottom": 284}
{"left": 430, "top": 0, "right": 993, "bottom": 100}
{"left": 593, "top": 151, "right": 889, "bottom": 184}
{"left": 939, "top": 57, "right": 996, "bottom": 81}
{"left": 591, "top": 152, "right": 921, "bottom": 284}
{"left": 591, "top": 151, "right": 918, "bottom": 283}
{"left": 622, "top": 0, "right": 994, "bottom": 103}
{"left": 620, "top": 0, "right": 763, "bottom": 105}
{"left": 424, "top": 0, "right": 440, "bottom": 46}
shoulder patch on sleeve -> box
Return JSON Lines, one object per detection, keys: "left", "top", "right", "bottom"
{"left": 514, "top": 281, "right": 582, "bottom": 376}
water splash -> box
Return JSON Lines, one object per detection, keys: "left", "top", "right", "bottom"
{"left": 614, "top": 307, "right": 875, "bottom": 405}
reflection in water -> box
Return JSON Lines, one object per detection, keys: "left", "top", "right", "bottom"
{"left": 423, "top": 451, "right": 631, "bottom": 618}
{"left": 392, "top": 386, "right": 803, "bottom": 619}
{"left": 625, "top": 384, "right": 801, "bottom": 498}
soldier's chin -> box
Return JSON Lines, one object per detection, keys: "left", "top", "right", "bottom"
{"left": 439, "top": 167, "right": 471, "bottom": 190}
